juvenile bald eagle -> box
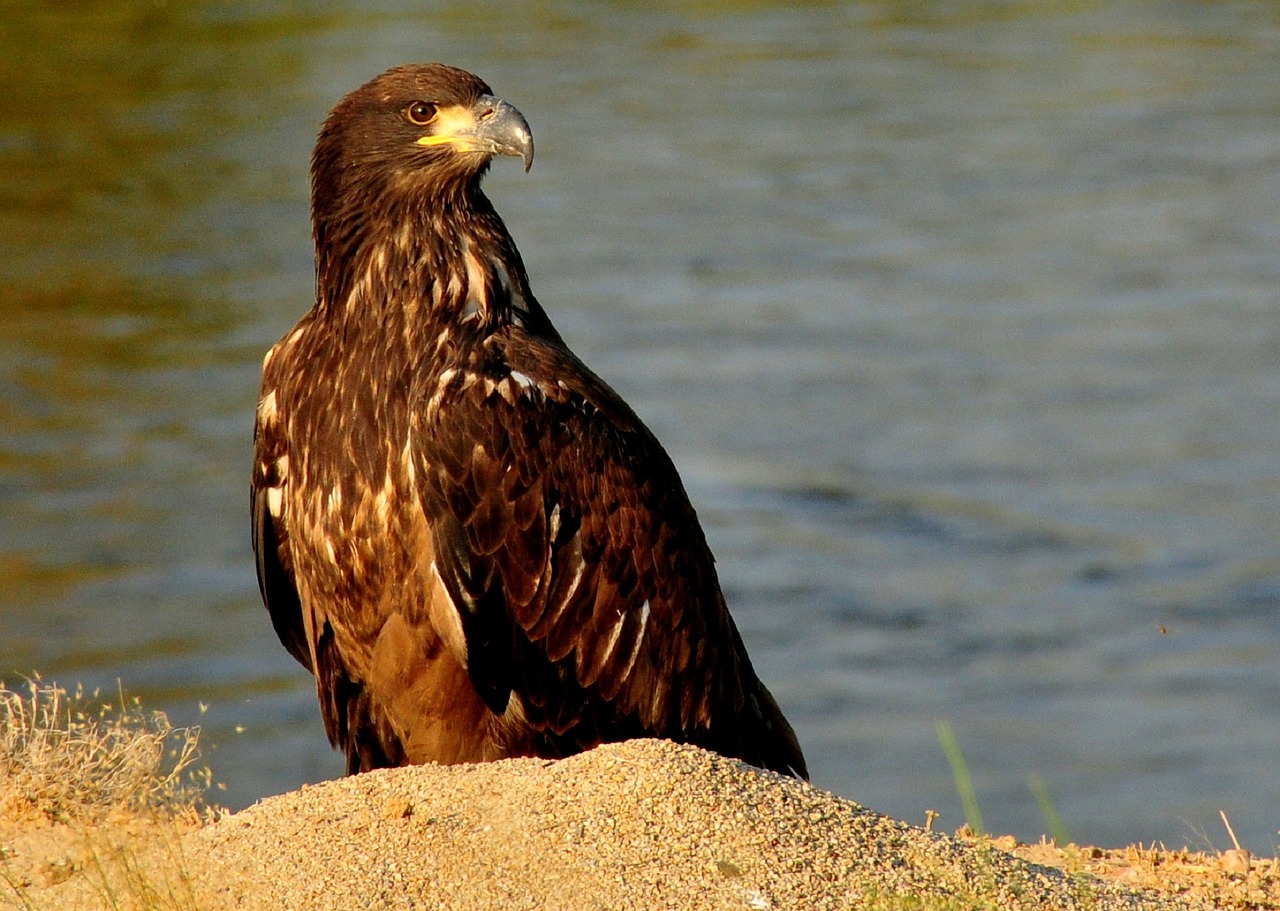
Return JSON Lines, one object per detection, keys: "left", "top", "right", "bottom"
{"left": 252, "top": 64, "right": 807, "bottom": 778}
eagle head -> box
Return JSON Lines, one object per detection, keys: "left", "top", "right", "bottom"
{"left": 311, "top": 63, "right": 533, "bottom": 222}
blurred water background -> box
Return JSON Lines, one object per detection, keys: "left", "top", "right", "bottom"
{"left": 2, "top": 0, "right": 1278, "bottom": 852}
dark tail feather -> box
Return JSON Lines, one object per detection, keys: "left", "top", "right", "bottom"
{"left": 747, "top": 682, "right": 808, "bottom": 779}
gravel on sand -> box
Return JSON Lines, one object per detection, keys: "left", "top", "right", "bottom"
{"left": 188, "top": 739, "right": 1202, "bottom": 911}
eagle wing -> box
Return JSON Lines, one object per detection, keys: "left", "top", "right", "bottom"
{"left": 414, "top": 327, "right": 750, "bottom": 748}
{"left": 251, "top": 370, "right": 312, "bottom": 673}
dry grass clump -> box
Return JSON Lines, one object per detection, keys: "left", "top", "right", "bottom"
{"left": 0, "top": 679, "right": 210, "bottom": 911}
{"left": 0, "top": 678, "right": 208, "bottom": 822}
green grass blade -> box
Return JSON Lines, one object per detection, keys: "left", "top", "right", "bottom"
{"left": 1029, "top": 773, "right": 1071, "bottom": 846}
{"left": 936, "top": 720, "right": 984, "bottom": 835}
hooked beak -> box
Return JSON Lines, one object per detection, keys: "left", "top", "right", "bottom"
{"left": 416, "top": 95, "right": 534, "bottom": 172}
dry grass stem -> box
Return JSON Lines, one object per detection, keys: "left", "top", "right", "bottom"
{"left": 0, "top": 678, "right": 207, "bottom": 821}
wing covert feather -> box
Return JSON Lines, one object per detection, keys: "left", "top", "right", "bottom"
{"left": 414, "top": 330, "right": 745, "bottom": 742}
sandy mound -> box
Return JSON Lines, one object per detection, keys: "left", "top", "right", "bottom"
{"left": 186, "top": 739, "right": 1197, "bottom": 911}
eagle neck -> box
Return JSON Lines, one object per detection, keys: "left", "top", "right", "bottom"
{"left": 314, "top": 183, "right": 553, "bottom": 352}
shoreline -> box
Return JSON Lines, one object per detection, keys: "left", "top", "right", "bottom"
{"left": 5, "top": 738, "right": 1272, "bottom": 910}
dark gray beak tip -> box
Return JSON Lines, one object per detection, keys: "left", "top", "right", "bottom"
{"left": 477, "top": 96, "right": 535, "bottom": 173}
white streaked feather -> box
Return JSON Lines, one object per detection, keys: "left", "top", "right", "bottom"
{"left": 537, "top": 545, "right": 587, "bottom": 631}
{"left": 257, "top": 390, "right": 278, "bottom": 422}
{"left": 595, "top": 609, "right": 628, "bottom": 668}
{"left": 618, "top": 600, "right": 650, "bottom": 682}
{"left": 509, "top": 370, "right": 536, "bottom": 389}
{"left": 427, "top": 558, "right": 469, "bottom": 666}
{"left": 461, "top": 241, "right": 488, "bottom": 320}
{"left": 402, "top": 432, "right": 416, "bottom": 487}
{"left": 426, "top": 368, "right": 459, "bottom": 417}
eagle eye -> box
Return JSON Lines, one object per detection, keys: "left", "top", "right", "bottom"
{"left": 405, "top": 102, "right": 438, "bottom": 126}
